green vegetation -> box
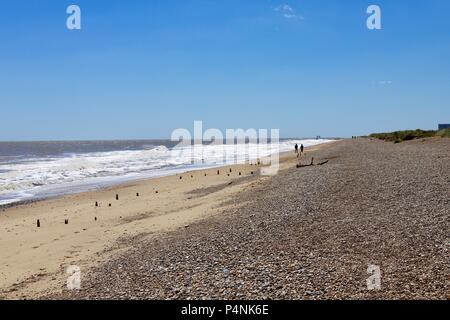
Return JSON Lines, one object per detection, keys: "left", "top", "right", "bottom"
{"left": 436, "top": 128, "right": 450, "bottom": 138}
{"left": 370, "top": 129, "right": 450, "bottom": 143}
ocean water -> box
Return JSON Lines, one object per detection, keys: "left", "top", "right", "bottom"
{"left": 0, "top": 139, "right": 333, "bottom": 206}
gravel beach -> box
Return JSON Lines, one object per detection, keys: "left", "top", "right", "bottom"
{"left": 54, "top": 138, "right": 449, "bottom": 300}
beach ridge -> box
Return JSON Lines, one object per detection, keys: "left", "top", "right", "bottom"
{"left": 52, "top": 137, "right": 449, "bottom": 300}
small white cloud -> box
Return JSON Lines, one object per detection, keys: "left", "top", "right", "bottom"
{"left": 275, "top": 4, "right": 303, "bottom": 20}
{"left": 379, "top": 80, "right": 393, "bottom": 85}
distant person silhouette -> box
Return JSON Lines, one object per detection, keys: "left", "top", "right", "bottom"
{"left": 295, "top": 144, "right": 299, "bottom": 154}
{"left": 300, "top": 144, "right": 304, "bottom": 155}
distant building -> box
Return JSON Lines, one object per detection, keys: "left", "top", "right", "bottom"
{"left": 439, "top": 124, "right": 450, "bottom": 130}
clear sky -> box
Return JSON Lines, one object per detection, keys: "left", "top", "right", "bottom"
{"left": 0, "top": 0, "right": 449, "bottom": 140}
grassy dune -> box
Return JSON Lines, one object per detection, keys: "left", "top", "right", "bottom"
{"left": 370, "top": 129, "right": 450, "bottom": 143}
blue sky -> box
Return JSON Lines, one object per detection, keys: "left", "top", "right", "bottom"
{"left": 0, "top": 0, "right": 449, "bottom": 140}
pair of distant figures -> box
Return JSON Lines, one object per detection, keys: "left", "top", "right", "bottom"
{"left": 295, "top": 144, "right": 304, "bottom": 158}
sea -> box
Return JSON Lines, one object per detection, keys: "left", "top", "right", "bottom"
{"left": 0, "top": 138, "right": 333, "bottom": 206}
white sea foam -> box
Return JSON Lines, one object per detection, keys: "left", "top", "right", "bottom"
{"left": 0, "top": 139, "right": 333, "bottom": 205}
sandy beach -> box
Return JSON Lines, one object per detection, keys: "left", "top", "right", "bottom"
{"left": 2, "top": 138, "right": 449, "bottom": 300}
{"left": 0, "top": 144, "right": 327, "bottom": 299}
{"left": 48, "top": 137, "right": 448, "bottom": 300}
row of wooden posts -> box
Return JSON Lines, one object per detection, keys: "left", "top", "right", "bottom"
{"left": 36, "top": 168, "right": 256, "bottom": 228}
{"left": 179, "top": 168, "right": 253, "bottom": 179}
{"left": 36, "top": 216, "right": 97, "bottom": 228}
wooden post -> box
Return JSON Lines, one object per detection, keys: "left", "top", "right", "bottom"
{"left": 116, "top": 194, "right": 119, "bottom": 201}
{"left": 37, "top": 219, "right": 40, "bottom": 228}
{"left": 95, "top": 201, "right": 98, "bottom": 207}
{"left": 65, "top": 219, "right": 69, "bottom": 225}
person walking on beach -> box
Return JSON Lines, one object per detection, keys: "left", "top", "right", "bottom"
{"left": 295, "top": 144, "right": 299, "bottom": 155}
{"left": 300, "top": 144, "right": 304, "bottom": 155}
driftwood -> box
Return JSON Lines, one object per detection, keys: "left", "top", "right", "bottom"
{"left": 296, "top": 157, "right": 314, "bottom": 168}
{"left": 296, "top": 158, "right": 329, "bottom": 168}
